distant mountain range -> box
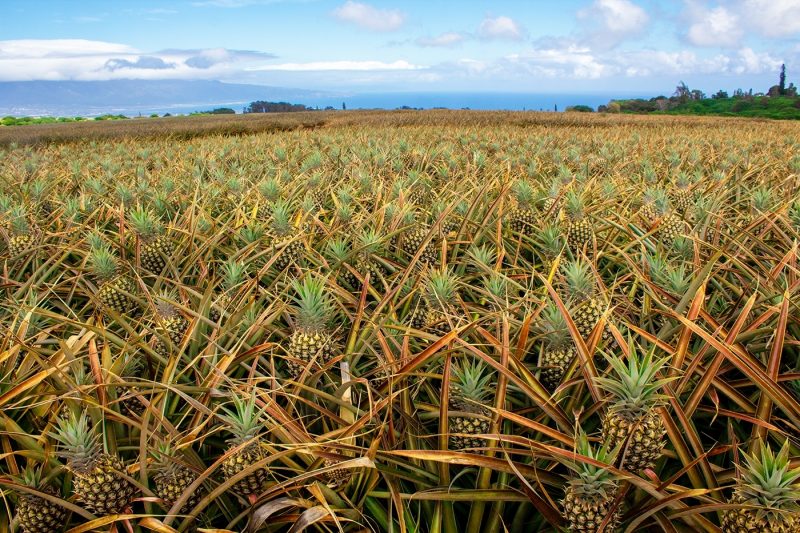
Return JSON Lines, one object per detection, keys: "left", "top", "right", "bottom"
{"left": 0, "top": 80, "right": 334, "bottom": 117}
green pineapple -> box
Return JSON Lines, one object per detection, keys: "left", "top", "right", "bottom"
{"left": 562, "top": 260, "right": 607, "bottom": 343}
{"left": 415, "top": 268, "right": 461, "bottom": 335}
{"left": 13, "top": 467, "right": 68, "bottom": 533}
{"left": 651, "top": 190, "right": 685, "bottom": 244}
{"left": 565, "top": 190, "right": 594, "bottom": 252}
{"left": 561, "top": 432, "right": 622, "bottom": 532}
{"left": 7, "top": 205, "right": 36, "bottom": 256}
{"left": 670, "top": 173, "right": 694, "bottom": 214}
{"left": 401, "top": 217, "right": 438, "bottom": 267}
{"left": 151, "top": 442, "right": 201, "bottom": 513}
{"left": 536, "top": 222, "right": 565, "bottom": 272}
{"left": 538, "top": 304, "right": 576, "bottom": 391}
{"left": 220, "top": 394, "right": 270, "bottom": 496}
{"left": 129, "top": 207, "right": 173, "bottom": 273}
{"left": 210, "top": 259, "right": 247, "bottom": 323}
{"left": 286, "top": 276, "right": 337, "bottom": 378}
{"left": 722, "top": 440, "right": 800, "bottom": 533}
{"left": 269, "top": 199, "right": 304, "bottom": 271}
{"left": 51, "top": 411, "right": 138, "bottom": 515}
{"left": 448, "top": 358, "right": 493, "bottom": 450}
{"left": 152, "top": 290, "right": 188, "bottom": 357}
{"left": 638, "top": 187, "right": 661, "bottom": 226}
{"left": 325, "top": 237, "right": 358, "bottom": 289}
{"left": 508, "top": 180, "right": 536, "bottom": 234}
{"left": 595, "top": 345, "right": 674, "bottom": 472}
{"left": 355, "top": 227, "right": 387, "bottom": 286}
{"left": 89, "top": 245, "right": 137, "bottom": 315}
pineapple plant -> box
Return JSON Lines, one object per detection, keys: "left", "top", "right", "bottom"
{"left": 595, "top": 344, "right": 674, "bottom": 472}
{"left": 6, "top": 205, "right": 36, "bottom": 256}
{"left": 13, "top": 467, "right": 68, "bottom": 533}
{"left": 286, "top": 275, "right": 338, "bottom": 378}
{"left": 269, "top": 199, "right": 305, "bottom": 271}
{"left": 748, "top": 186, "right": 773, "bottom": 235}
{"left": 538, "top": 303, "right": 577, "bottom": 392}
{"left": 507, "top": 180, "right": 536, "bottom": 234}
{"left": 565, "top": 190, "right": 594, "bottom": 252}
{"left": 325, "top": 237, "right": 358, "bottom": 289}
{"left": 210, "top": 258, "right": 248, "bottom": 322}
{"left": 561, "top": 432, "right": 622, "bottom": 532}
{"left": 152, "top": 290, "right": 189, "bottom": 357}
{"left": 411, "top": 268, "right": 461, "bottom": 335}
{"left": 355, "top": 226, "right": 387, "bottom": 286}
{"left": 448, "top": 358, "right": 493, "bottom": 450}
{"left": 401, "top": 218, "right": 438, "bottom": 267}
{"left": 129, "top": 206, "right": 173, "bottom": 273}
{"left": 219, "top": 394, "right": 270, "bottom": 496}
{"left": 151, "top": 442, "right": 202, "bottom": 513}
{"left": 670, "top": 173, "right": 694, "bottom": 214}
{"left": 89, "top": 243, "right": 137, "bottom": 315}
{"left": 562, "top": 260, "right": 607, "bottom": 343}
{"left": 50, "top": 411, "right": 138, "bottom": 515}
{"left": 536, "top": 222, "right": 565, "bottom": 272}
{"left": 721, "top": 440, "right": 800, "bottom": 533}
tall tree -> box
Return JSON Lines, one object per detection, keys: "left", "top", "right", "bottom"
{"left": 779, "top": 63, "right": 786, "bottom": 95}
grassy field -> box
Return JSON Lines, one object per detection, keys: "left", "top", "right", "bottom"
{"left": 1, "top": 110, "right": 799, "bottom": 532}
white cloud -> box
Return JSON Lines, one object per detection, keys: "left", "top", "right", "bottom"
{"left": 416, "top": 32, "right": 465, "bottom": 47}
{"left": 248, "top": 60, "right": 421, "bottom": 71}
{"left": 0, "top": 40, "right": 273, "bottom": 81}
{"left": 477, "top": 15, "right": 525, "bottom": 40}
{"left": 577, "top": 0, "right": 649, "bottom": 48}
{"left": 734, "top": 47, "right": 783, "bottom": 73}
{"left": 331, "top": 1, "right": 406, "bottom": 32}
{"left": 741, "top": 0, "right": 800, "bottom": 37}
{"left": 682, "top": 1, "right": 800, "bottom": 47}
{"left": 684, "top": 3, "right": 742, "bottom": 47}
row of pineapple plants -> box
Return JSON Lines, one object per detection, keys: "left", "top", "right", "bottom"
{"left": 0, "top": 116, "right": 798, "bottom": 532}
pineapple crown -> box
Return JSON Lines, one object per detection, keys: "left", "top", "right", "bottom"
{"left": 89, "top": 245, "right": 120, "bottom": 281}
{"left": 219, "top": 393, "right": 265, "bottom": 445}
{"left": 270, "top": 199, "right": 294, "bottom": 236}
{"left": 538, "top": 223, "right": 564, "bottom": 257}
{"left": 86, "top": 231, "right": 106, "bottom": 252}
{"left": 483, "top": 272, "right": 509, "bottom": 308}
{"left": 563, "top": 431, "right": 620, "bottom": 501}
{"left": 734, "top": 440, "right": 800, "bottom": 518}
{"left": 511, "top": 180, "right": 534, "bottom": 207}
{"left": 9, "top": 205, "right": 30, "bottom": 235}
{"left": 129, "top": 206, "right": 162, "bottom": 239}
{"left": 557, "top": 165, "right": 573, "bottom": 185}
{"left": 49, "top": 411, "right": 102, "bottom": 472}
{"left": 564, "top": 189, "right": 586, "bottom": 220}
{"left": 425, "top": 268, "right": 459, "bottom": 307}
{"left": 595, "top": 342, "right": 675, "bottom": 418}
{"left": 239, "top": 221, "right": 265, "bottom": 244}
{"left": 358, "top": 227, "right": 383, "bottom": 255}
{"left": 220, "top": 259, "right": 247, "bottom": 291}
{"left": 259, "top": 177, "right": 282, "bottom": 201}
{"left": 290, "top": 275, "right": 335, "bottom": 331}
{"left": 562, "top": 260, "right": 595, "bottom": 301}
{"left": 335, "top": 203, "right": 353, "bottom": 223}
{"left": 752, "top": 187, "right": 773, "bottom": 212}
{"left": 154, "top": 290, "right": 180, "bottom": 318}
{"left": 675, "top": 172, "right": 691, "bottom": 190}
{"left": 325, "top": 237, "right": 351, "bottom": 262}
{"left": 449, "top": 358, "right": 493, "bottom": 404}
{"left": 467, "top": 244, "right": 497, "bottom": 270}
{"left": 540, "top": 303, "right": 571, "bottom": 349}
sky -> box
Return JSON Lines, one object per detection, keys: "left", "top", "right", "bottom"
{"left": 0, "top": 0, "right": 798, "bottom": 94}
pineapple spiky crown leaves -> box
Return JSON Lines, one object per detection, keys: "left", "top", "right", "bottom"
{"left": 154, "top": 289, "right": 180, "bottom": 318}
{"left": 450, "top": 358, "right": 493, "bottom": 404}
{"left": 483, "top": 272, "right": 510, "bottom": 308}
{"left": 594, "top": 342, "right": 675, "bottom": 419}
{"left": 562, "top": 259, "right": 595, "bottom": 301}
{"left": 258, "top": 177, "right": 282, "bottom": 202}
{"left": 239, "top": 221, "right": 265, "bottom": 245}
{"left": 219, "top": 393, "right": 266, "bottom": 446}
{"left": 425, "top": 268, "right": 459, "bottom": 307}
{"left": 89, "top": 245, "right": 120, "bottom": 281}
{"left": 49, "top": 411, "right": 102, "bottom": 472}
{"left": 270, "top": 199, "right": 294, "bottom": 236}
{"left": 358, "top": 227, "right": 383, "bottom": 255}
{"left": 564, "top": 189, "right": 587, "bottom": 220}
{"left": 538, "top": 223, "right": 565, "bottom": 257}
{"left": 9, "top": 205, "right": 30, "bottom": 235}
{"left": 752, "top": 186, "right": 773, "bottom": 212}
{"left": 511, "top": 180, "right": 534, "bottom": 207}
{"left": 563, "top": 431, "right": 621, "bottom": 501}
{"left": 325, "top": 237, "right": 351, "bottom": 263}
{"left": 128, "top": 206, "right": 163, "bottom": 239}
{"left": 290, "top": 275, "right": 335, "bottom": 331}
{"left": 467, "top": 244, "right": 497, "bottom": 270}
{"left": 733, "top": 440, "right": 800, "bottom": 519}
{"left": 539, "top": 303, "right": 571, "bottom": 349}
{"left": 220, "top": 258, "right": 247, "bottom": 292}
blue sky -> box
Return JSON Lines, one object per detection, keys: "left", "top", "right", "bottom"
{"left": 1, "top": 0, "right": 798, "bottom": 94}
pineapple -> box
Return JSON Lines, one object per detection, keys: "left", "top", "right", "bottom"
{"left": 638, "top": 187, "right": 661, "bottom": 227}
{"left": 355, "top": 227, "right": 387, "bottom": 286}
{"left": 721, "top": 440, "right": 800, "bottom": 533}
{"left": 321, "top": 454, "right": 353, "bottom": 488}
{"left": 562, "top": 260, "right": 607, "bottom": 343}
{"left": 595, "top": 345, "right": 674, "bottom": 472}
{"left": 562, "top": 432, "right": 622, "bottom": 532}
{"left": 538, "top": 304, "right": 576, "bottom": 391}
{"left": 269, "top": 199, "right": 305, "bottom": 271}
{"left": 210, "top": 259, "right": 247, "bottom": 322}
{"left": 448, "top": 358, "right": 493, "bottom": 450}
{"left": 152, "top": 443, "right": 201, "bottom": 513}
{"left": 89, "top": 245, "right": 137, "bottom": 315}
{"left": 13, "top": 468, "right": 68, "bottom": 533}
{"left": 152, "top": 290, "right": 189, "bottom": 357}
{"left": 542, "top": 178, "right": 564, "bottom": 214}
{"left": 507, "top": 180, "right": 536, "bottom": 234}
{"left": 220, "top": 394, "right": 270, "bottom": 496}
{"left": 50, "top": 411, "right": 138, "bottom": 515}
{"left": 565, "top": 190, "right": 594, "bottom": 252}
{"left": 129, "top": 207, "right": 173, "bottom": 273}
{"left": 536, "top": 222, "right": 565, "bottom": 272}
{"left": 748, "top": 187, "right": 773, "bottom": 235}
{"left": 286, "top": 276, "right": 338, "bottom": 378}
{"left": 325, "top": 237, "right": 358, "bottom": 289}
{"left": 417, "top": 268, "right": 461, "bottom": 335}
{"left": 7, "top": 205, "right": 36, "bottom": 256}
{"left": 670, "top": 173, "right": 693, "bottom": 215}
{"left": 401, "top": 220, "right": 438, "bottom": 267}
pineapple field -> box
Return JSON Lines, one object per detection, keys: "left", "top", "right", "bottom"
{"left": 1, "top": 111, "right": 799, "bottom": 532}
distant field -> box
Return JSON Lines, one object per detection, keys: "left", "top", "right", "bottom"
{"left": 1, "top": 110, "right": 799, "bottom": 532}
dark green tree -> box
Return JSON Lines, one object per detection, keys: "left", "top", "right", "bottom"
{"left": 779, "top": 63, "right": 786, "bottom": 95}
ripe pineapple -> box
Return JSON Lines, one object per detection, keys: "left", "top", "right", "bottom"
{"left": 13, "top": 468, "right": 68, "bottom": 533}
{"left": 542, "top": 178, "right": 564, "bottom": 215}
{"left": 152, "top": 291, "right": 189, "bottom": 357}
{"left": 637, "top": 187, "right": 661, "bottom": 227}
{"left": 669, "top": 173, "right": 693, "bottom": 215}
{"left": 129, "top": 207, "right": 173, "bottom": 273}
{"left": 50, "top": 411, "right": 138, "bottom": 515}
{"left": 721, "top": 440, "right": 800, "bottom": 533}
{"left": 401, "top": 220, "right": 438, "bottom": 267}
{"left": 210, "top": 258, "right": 247, "bottom": 323}
{"left": 220, "top": 394, "right": 270, "bottom": 496}
{"left": 448, "top": 358, "right": 493, "bottom": 450}
{"left": 320, "top": 455, "right": 353, "bottom": 488}
{"left": 286, "top": 276, "right": 338, "bottom": 378}
{"left": 89, "top": 244, "right": 137, "bottom": 315}
{"left": 562, "top": 432, "right": 622, "bottom": 532}
{"left": 595, "top": 345, "right": 674, "bottom": 472}
{"left": 565, "top": 190, "right": 594, "bottom": 252}
{"left": 152, "top": 443, "right": 201, "bottom": 513}
{"left": 562, "top": 260, "right": 607, "bottom": 343}
{"left": 7, "top": 205, "right": 36, "bottom": 256}
{"left": 269, "top": 199, "right": 305, "bottom": 271}
{"left": 507, "top": 180, "right": 536, "bottom": 234}
{"left": 538, "top": 304, "right": 576, "bottom": 391}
